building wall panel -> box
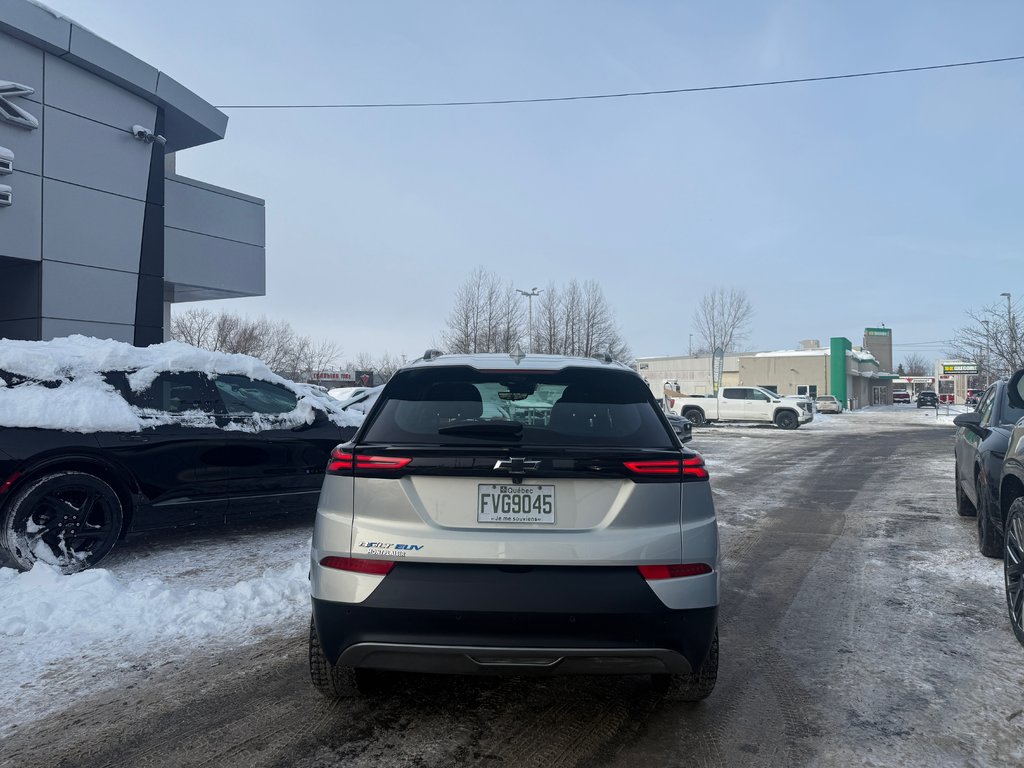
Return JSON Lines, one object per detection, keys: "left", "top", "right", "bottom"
{"left": 0, "top": 170, "right": 41, "bottom": 261}
{"left": 42, "top": 178, "right": 144, "bottom": 272}
{"left": 42, "top": 106, "right": 152, "bottom": 200}
{"left": 44, "top": 53, "right": 156, "bottom": 132}
{"left": 41, "top": 261, "right": 138, "bottom": 325}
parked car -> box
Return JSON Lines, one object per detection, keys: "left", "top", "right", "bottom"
{"left": 665, "top": 411, "right": 694, "bottom": 441}
{"left": 815, "top": 395, "right": 843, "bottom": 414}
{"left": 916, "top": 391, "right": 939, "bottom": 408}
{"left": 892, "top": 391, "right": 912, "bottom": 405}
{"left": 999, "top": 369, "right": 1024, "bottom": 646}
{"left": 309, "top": 352, "right": 720, "bottom": 700}
{"left": 953, "top": 381, "right": 1024, "bottom": 557}
{"left": 966, "top": 389, "right": 983, "bottom": 407}
{"left": 0, "top": 337, "right": 362, "bottom": 572}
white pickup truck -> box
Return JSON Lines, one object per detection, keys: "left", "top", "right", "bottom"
{"left": 668, "top": 386, "right": 814, "bottom": 430}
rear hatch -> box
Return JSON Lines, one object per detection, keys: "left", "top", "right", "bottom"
{"left": 338, "top": 365, "right": 706, "bottom": 565}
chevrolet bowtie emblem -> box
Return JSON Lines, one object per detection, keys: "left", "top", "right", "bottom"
{"left": 494, "top": 458, "right": 540, "bottom": 473}
{"left": 0, "top": 81, "right": 40, "bottom": 130}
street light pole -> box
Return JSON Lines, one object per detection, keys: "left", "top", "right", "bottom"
{"left": 689, "top": 333, "right": 693, "bottom": 356}
{"left": 1002, "top": 292, "right": 1013, "bottom": 372}
{"left": 516, "top": 287, "right": 542, "bottom": 354}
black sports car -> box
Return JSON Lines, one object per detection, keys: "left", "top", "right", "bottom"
{"left": 0, "top": 339, "right": 361, "bottom": 572}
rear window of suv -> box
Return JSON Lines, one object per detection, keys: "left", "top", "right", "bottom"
{"left": 361, "top": 366, "right": 674, "bottom": 447}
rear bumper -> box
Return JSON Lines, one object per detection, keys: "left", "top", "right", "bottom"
{"left": 311, "top": 563, "right": 718, "bottom": 676}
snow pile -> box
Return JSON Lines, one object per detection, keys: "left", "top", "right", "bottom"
{"left": 0, "top": 560, "right": 308, "bottom": 640}
{"left": 0, "top": 335, "right": 363, "bottom": 433}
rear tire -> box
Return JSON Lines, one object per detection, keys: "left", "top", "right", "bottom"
{"left": 955, "top": 474, "right": 976, "bottom": 517}
{"left": 683, "top": 409, "right": 705, "bottom": 427}
{"left": 976, "top": 476, "right": 1003, "bottom": 558}
{"left": 774, "top": 410, "right": 798, "bottom": 430}
{"left": 1004, "top": 499, "right": 1024, "bottom": 647}
{"left": 652, "top": 630, "right": 718, "bottom": 701}
{"left": 309, "top": 617, "right": 359, "bottom": 698}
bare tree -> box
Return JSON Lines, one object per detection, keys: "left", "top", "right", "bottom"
{"left": 948, "top": 299, "right": 1024, "bottom": 380}
{"left": 901, "top": 354, "right": 931, "bottom": 376}
{"left": 170, "top": 308, "right": 341, "bottom": 380}
{"left": 373, "top": 352, "right": 402, "bottom": 383}
{"left": 442, "top": 272, "right": 631, "bottom": 362}
{"left": 692, "top": 288, "right": 754, "bottom": 355}
{"left": 441, "top": 268, "right": 525, "bottom": 354}
{"left": 170, "top": 308, "right": 217, "bottom": 348}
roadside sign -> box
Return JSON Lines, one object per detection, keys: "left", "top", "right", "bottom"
{"left": 941, "top": 363, "right": 978, "bottom": 375}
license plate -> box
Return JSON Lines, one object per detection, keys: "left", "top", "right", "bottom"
{"left": 478, "top": 484, "right": 555, "bottom": 524}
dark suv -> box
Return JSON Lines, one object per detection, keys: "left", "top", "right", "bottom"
{"left": 309, "top": 353, "right": 720, "bottom": 700}
{"left": 917, "top": 391, "right": 939, "bottom": 408}
{"left": 998, "top": 369, "right": 1024, "bottom": 646}
{"left": 953, "top": 381, "right": 1024, "bottom": 557}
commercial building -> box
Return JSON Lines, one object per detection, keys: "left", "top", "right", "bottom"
{"left": 0, "top": 0, "right": 265, "bottom": 344}
{"left": 637, "top": 327, "right": 899, "bottom": 409}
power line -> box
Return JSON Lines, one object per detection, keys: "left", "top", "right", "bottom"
{"left": 215, "top": 54, "right": 1024, "bottom": 110}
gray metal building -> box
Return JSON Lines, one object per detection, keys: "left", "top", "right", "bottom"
{"left": 0, "top": 0, "right": 265, "bottom": 345}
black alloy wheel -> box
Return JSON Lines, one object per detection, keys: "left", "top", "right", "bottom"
{"left": 1, "top": 471, "right": 124, "bottom": 573}
{"left": 976, "top": 475, "right": 1003, "bottom": 558}
{"left": 1004, "top": 498, "right": 1024, "bottom": 647}
{"left": 684, "top": 410, "right": 705, "bottom": 427}
{"left": 775, "top": 411, "right": 798, "bottom": 430}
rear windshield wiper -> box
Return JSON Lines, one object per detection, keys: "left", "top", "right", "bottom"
{"left": 437, "top": 419, "right": 524, "bottom": 437}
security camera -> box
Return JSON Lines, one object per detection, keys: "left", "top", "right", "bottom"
{"left": 131, "top": 125, "right": 168, "bottom": 146}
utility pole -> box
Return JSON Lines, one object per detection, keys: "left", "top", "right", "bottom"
{"left": 516, "top": 287, "right": 542, "bottom": 354}
{"left": 689, "top": 333, "right": 693, "bottom": 356}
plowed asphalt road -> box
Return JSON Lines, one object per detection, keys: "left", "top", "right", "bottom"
{"left": 4, "top": 415, "right": 1023, "bottom": 767}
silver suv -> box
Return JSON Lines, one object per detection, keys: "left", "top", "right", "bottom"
{"left": 309, "top": 353, "right": 720, "bottom": 699}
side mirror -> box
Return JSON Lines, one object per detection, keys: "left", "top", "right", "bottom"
{"left": 953, "top": 411, "right": 987, "bottom": 436}
{"left": 1009, "top": 369, "right": 1024, "bottom": 410}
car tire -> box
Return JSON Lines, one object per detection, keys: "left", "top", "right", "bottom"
{"left": 955, "top": 474, "right": 976, "bottom": 517}
{"left": 1, "top": 471, "right": 124, "bottom": 573}
{"left": 976, "top": 475, "right": 1003, "bottom": 559}
{"left": 683, "top": 409, "right": 705, "bottom": 427}
{"left": 774, "top": 411, "right": 798, "bottom": 430}
{"left": 1004, "top": 498, "right": 1024, "bottom": 647}
{"left": 309, "top": 617, "right": 383, "bottom": 698}
{"left": 652, "top": 629, "right": 719, "bottom": 701}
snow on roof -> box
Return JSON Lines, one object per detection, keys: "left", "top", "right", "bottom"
{"left": 752, "top": 348, "right": 830, "bottom": 358}
{"left": 0, "top": 336, "right": 362, "bottom": 433}
{"left": 849, "top": 349, "right": 879, "bottom": 363}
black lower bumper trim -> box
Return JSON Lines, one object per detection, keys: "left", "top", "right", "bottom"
{"left": 311, "top": 564, "right": 717, "bottom": 675}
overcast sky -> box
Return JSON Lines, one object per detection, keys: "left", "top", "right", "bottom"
{"left": 53, "top": 1, "right": 1024, "bottom": 366}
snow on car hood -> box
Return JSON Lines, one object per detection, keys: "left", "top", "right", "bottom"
{"left": 0, "top": 336, "right": 364, "bottom": 433}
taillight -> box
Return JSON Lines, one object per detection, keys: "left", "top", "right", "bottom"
{"left": 327, "top": 448, "right": 412, "bottom": 474}
{"left": 624, "top": 459, "right": 682, "bottom": 476}
{"left": 638, "top": 563, "right": 713, "bottom": 580}
{"left": 623, "top": 455, "right": 708, "bottom": 480}
{"left": 667, "top": 398, "right": 676, "bottom": 408}
{"left": 682, "top": 455, "right": 709, "bottom": 480}
{"left": 319, "top": 556, "right": 395, "bottom": 575}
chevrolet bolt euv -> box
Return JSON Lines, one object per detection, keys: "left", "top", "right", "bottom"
{"left": 309, "top": 352, "right": 720, "bottom": 700}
